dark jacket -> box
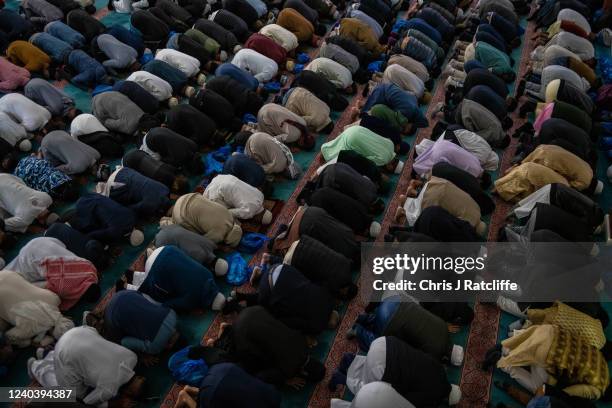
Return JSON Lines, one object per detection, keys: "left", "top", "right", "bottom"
{"left": 66, "top": 9, "right": 105, "bottom": 42}
{"left": 44, "top": 222, "right": 106, "bottom": 268}
{"left": 300, "top": 206, "right": 359, "bottom": 264}
{"left": 307, "top": 186, "right": 372, "bottom": 233}
{"left": 142, "top": 59, "right": 187, "bottom": 93}
{"left": 258, "top": 264, "right": 335, "bottom": 334}
{"left": 71, "top": 193, "right": 136, "bottom": 243}
{"left": 232, "top": 306, "right": 308, "bottom": 384}
{"left": 144, "top": 127, "right": 201, "bottom": 173}
{"left": 210, "top": 9, "right": 249, "bottom": 42}
{"left": 104, "top": 290, "right": 172, "bottom": 343}
{"left": 110, "top": 166, "right": 171, "bottom": 216}
{"left": 130, "top": 10, "right": 170, "bottom": 45}
{"left": 193, "top": 18, "right": 239, "bottom": 51}
{"left": 382, "top": 336, "right": 452, "bottom": 408}
{"left": 189, "top": 88, "right": 242, "bottom": 130}
{"left": 165, "top": 104, "right": 217, "bottom": 146}
{"left": 199, "top": 363, "right": 281, "bottom": 408}
{"left": 122, "top": 149, "right": 177, "bottom": 188}
{"left": 222, "top": 153, "right": 265, "bottom": 188}
{"left": 290, "top": 234, "right": 352, "bottom": 294}
{"left": 113, "top": 80, "right": 159, "bottom": 114}
{"left": 139, "top": 245, "right": 220, "bottom": 311}
{"left": 206, "top": 75, "right": 263, "bottom": 115}
{"left": 316, "top": 162, "right": 378, "bottom": 208}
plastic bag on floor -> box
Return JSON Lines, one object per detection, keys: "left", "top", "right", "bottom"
{"left": 168, "top": 346, "right": 209, "bottom": 386}
{"left": 225, "top": 252, "right": 252, "bottom": 286}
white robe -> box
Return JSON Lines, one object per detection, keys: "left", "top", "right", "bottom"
{"left": 512, "top": 184, "right": 553, "bottom": 219}
{"left": 346, "top": 336, "right": 387, "bottom": 394}
{"left": 70, "top": 113, "right": 109, "bottom": 138}
{"left": 0, "top": 271, "right": 73, "bottom": 347}
{"left": 0, "top": 112, "right": 28, "bottom": 146}
{"left": 0, "top": 93, "right": 51, "bottom": 132}
{"left": 231, "top": 48, "right": 278, "bottom": 83}
{"left": 126, "top": 71, "right": 173, "bottom": 101}
{"left": 7, "top": 237, "right": 78, "bottom": 284}
{"left": 203, "top": 174, "right": 265, "bottom": 220}
{"left": 259, "top": 24, "right": 298, "bottom": 51}
{"left": 331, "top": 382, "right": 415, "bottom": 408}
{"left": 0, "top": 174, "right": 53, "bottom": 233}
{"left": 155, "top": 48, "right": 201, "bottom": 78}
{"left": 53, "top": 326, "right": 138, "bottom": 407}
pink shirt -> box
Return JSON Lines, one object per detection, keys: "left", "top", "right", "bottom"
{"left": 533, "top": 102, "right": 554, "bottom": 134}
{"left": 0, "top": 57, "right": 30, "bottom": 93}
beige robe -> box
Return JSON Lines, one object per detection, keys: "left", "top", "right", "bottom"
{"left": 522, "top": 144, "right": 593, "bottom": 191}
{"left": 494, "top": 162, "right": 569, "bottom": 203}
{"left": 421, "top": 177, "right": 483, "bottom": 228}
{"left": 284, "top": 87, "right": 331, "bottom": 132}
{"left": 172, "top": 193, "right": 242, "bottom": 246}
{"left": 245, "top": 132, "right": 289, "bottom": 174}
{"left": 387, "top": 54, "right": 429, "bottom": 82}
{"left": 256, "top": 103, "right": 307, "bottom": 143}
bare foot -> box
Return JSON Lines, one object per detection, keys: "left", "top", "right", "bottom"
{"left": 406, "top": 187, "right": 418, "bottom": 197}
{"left": 447, "top": 324, "right": 461, "bottom": 333}
{"left": 140, "top": 354, "right": 159, "bottom": 367}
{"left": 250, "top": 266, "right": 263, "bottom": 286}
{"left": 306, "top": 336, "right": 318, "bottom": 348}
{"left": 398, "top": 194, "right": 407, "bottom": 206}
{"left": 121, "top": 376, "right": 145, "bottom": 399}
{"left": 394, "top": 206, "right": 406, "bottom": 224}
{"left": 328, "top": 310, "right": 340, "bottom": 329}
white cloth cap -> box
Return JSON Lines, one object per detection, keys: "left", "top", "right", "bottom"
{"left": 220, "top": 50, "right": 228, "bottom": 61}
{"left": 261, "top": 209, "right": 273, "bottom": 225}
{"left": 168, "top": 97, "right": 179, "bottom": 107}
{"left": 449, "top": 384, "right": 461, "bottom": 405}
{"left": 369, "top": 221, "right": 381, "bottom": 238}
{"left": 214, "top": 258, "right": 229, "bottom": 276}
{"left": 19, "top": 139, "right": 32, "bottom": 152}
{"left": 450, "top": 345, "right": 464, "bottom": 366}
{"left": 129, "top": 229, "right": 145, "bottom": 246}
{"left": 595, "top": 180, "right": 604, "bottom": 195}
{"left": 394, "top": 160, "right": 404, "bottom": 174}
{"left": 211, "top": 292, "right": 226, "bottom": 311}
{"left": 0, "top": 257, "right": 5, "bottom": 270}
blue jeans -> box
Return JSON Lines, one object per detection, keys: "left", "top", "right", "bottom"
{"left": 121, "top": 309, "right": 177, "bottom": 354}
{"left": 72, "top": 66, "right": 107, "bottom": 89}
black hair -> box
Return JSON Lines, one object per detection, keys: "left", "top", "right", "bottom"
{"left": 173, "top": 174, "right": 190, "bottom": 195}
{"left": 1, "top": 152, "right": 18, "bottom": 172}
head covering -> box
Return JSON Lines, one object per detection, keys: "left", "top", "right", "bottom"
{"left": 19, "top": 140, "right": 32, "bottom": 152}
{"left": 262, "top": 209, "right": 272, "bottom": 225}
{"left": 129, "top": 229, "right": 145, "bottom": 246}
{"left": 369, "top": 104, "right": 408, "bottom": 131}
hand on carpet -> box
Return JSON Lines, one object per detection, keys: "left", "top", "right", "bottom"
{"left": 140, "top": 353, "right": 159, "bottom": 367}
{"left": 448, "top": 323, "right": 461, "bottom": 333}
{"left": 286, "top": 377, "right": 306, "bottom": 390}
